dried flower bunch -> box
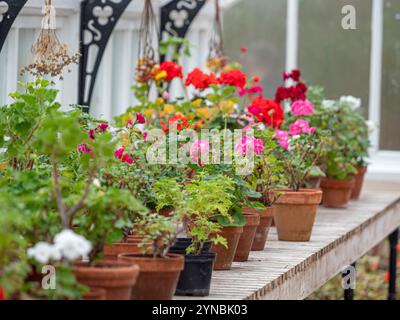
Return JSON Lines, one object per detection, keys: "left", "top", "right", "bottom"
{"left": 20, "top": 0, "right": 80, "bottom": 79}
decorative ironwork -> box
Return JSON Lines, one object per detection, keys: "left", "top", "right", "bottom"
{"left": 78, "top": 0, "right": 132, "bottom": 110}
{"left": 0, "top": 0, "right": 28, "bottom": 53}
{"left": 160, "top": 0, "right": 206, "bottom": 61}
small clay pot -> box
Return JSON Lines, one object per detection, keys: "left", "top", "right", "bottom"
{"left": 321, "top": 178, "right": 355, "bottom": 208}
{"left": 158, "top": 208, "right": 174, "bottom": 217}
{"left": 234, "top": 213, "right": 260, "bottom": 262}
{"left": 73, "top": 260, "right": 139, "bottom": 300}
{"left": 271, "top": 189, "right": 323, "bottom": 242}
{"left": 118, "top": 253, "right": 184, "bottom": 300}
{"left": 126, "top": 235, "right": 145, "bottom": 243}
{"left": 351, "top": 166, "right": 367, "bottom": 200}
{"left": 247, "top": 206, "right": 274, "bottom": 251}
{"left": 211, "top": 226, "right": 243, "bottom": 270}
{"left": 82, "top": 287, "right": 106, "bottom": 300}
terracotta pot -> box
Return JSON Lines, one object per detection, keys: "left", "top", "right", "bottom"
{"left": 73, "top": 260, "right": 139, "bottom": 300}
{"left": 211, "top": 226, "right": 243, "bottom": 270}
{"left": 321, "top": 178, "right": 355, "bottom": 208}
{"left": 103, "top": 243, "right": 146, "bottom": 260}
{"left": 118, "top": 253, "right": 184, "bottom": 300}
{"left": 245, "top": 206, "right": 274, "bottom": 251}
{"left": 351, "top": 166, "right": 368, "bottom": 200}
{"left": 272, "top": 189, "right": 323, "bottom": 242}
{"left": 234, "top": 213, "right": 260, "bottom": 262}
{"left": 82, "top": 287, "right": 106, "bottom": 300}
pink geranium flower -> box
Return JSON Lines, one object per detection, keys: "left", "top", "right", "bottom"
{"left": 235, "top": 136, "right": 264, "bottom": 155}
{"left": 136, "top": 113, "right": 146, "bottom": 124}
{"left": 96, "top": 123, "right": 109, "bottom": 132}
{"left": 274, "top": 130, "right": 290, "bottom": 150}
{"left": 291, "top": 100, "right": 314, "bottom": 116}
{"left": 189, "top": 140, "right": 210, "bottom": 165}
{"left": 289, "top": 119, "right": 315, "bottom": 136}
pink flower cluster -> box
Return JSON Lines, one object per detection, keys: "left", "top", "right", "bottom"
{"left": 77, "top": 143, "right": 93, "bottom": 156}
{"left": 274, "top": 119, "right": 315, "bottom": 150}
{"left": 289, "top": 119, "right": 315, "bottom": 136}
{"left": 189, "top": 140, "right": 210, "bottom": 165}
{"left": 114, "top": 147, "right": 133, "bottom": 164}
{"left": 127, "top": 113, "right": 146, "bottom": 127}
{"left": 291, "top": 100, "right": 314, "bottom": 116}
{"left": 235, "top": 136, "right": 264, "bottom": 156}
{"left": 89, "top": 122, "right": 109, "bottom": 140}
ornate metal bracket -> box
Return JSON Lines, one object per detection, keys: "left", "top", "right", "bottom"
{"left": 0, "top": 0, "right": 28, "bottom": 53}
{"left": 78, "top": 0, "right": 132, "bottom": 111}
{"left": 160, "top": 0, "right": 207, "bottom": 62}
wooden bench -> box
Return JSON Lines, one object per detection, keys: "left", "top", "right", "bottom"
{"left": 176, "top": 184, "right": 400, "bottom": 300}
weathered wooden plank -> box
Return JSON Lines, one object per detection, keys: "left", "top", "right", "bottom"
{"left": 175, "top": 186, "right": 400, "bottom": 300}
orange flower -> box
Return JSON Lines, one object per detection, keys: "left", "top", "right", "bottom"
{"left": 161, "top": 113, "right": 190, "bottom": 133}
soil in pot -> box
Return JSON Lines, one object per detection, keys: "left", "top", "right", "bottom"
{"left": 73, "top": 260, "right": 139, "bottom": 300}
{"left": 82, "top": 287, "right": 106, "bottom": 300}
{"left": 321, "top": 178, "right": 355, "bottom": 208}
{"left": 234, "top": 213, "right": 260, "bottom": 262}
{"left": 351, "top": 166, "right": 368, "bottom": 200}
{"left": 272, "top": 189, "right": 323, "bottom": 242}
{"left": 170, "top": 238, "right": 212, "bottom": 255}
{"left": 118, "top": 253, "right": 184, "bottom": 300}
{"left": 244, "top": 207, "right": 274, "bottom": 251}
{"left": 175, "top": 253, "right": 216, "bottom": 297}
{"left": 211, "top": 226, "right": 243, "bottom": 270}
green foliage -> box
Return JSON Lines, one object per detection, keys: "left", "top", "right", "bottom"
{"left": 153, "top": 177, "right": 184, "bottom": 212}
{"left": 159, "top": 36, "right": 192, "bottom": 61}
{"left": 133, "top": 213, "right": 181, "bottom": 259}
{"left": 0, "top": 78, "right": 60, "bottom": 170}
{"left": 308, "top": 87, "right": 369, "bottom": 179}
{"left": 74, "top": 187, "right": 146, "bottom": 262}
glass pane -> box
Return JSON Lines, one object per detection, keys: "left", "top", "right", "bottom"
{"left": 380, "top": 0, "right": 400, "bottom": 150}
{"left": 223, "top": 0, "right": 287, "bottom": 98}
{"left": 298, "top": 0, "right": 372, "bottom": 118}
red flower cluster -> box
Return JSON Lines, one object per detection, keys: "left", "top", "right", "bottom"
{"left": 161, "top": 113, "right": 190, "bottom": 133}
{"left": 275, "top": 69, "right": 308, "bottom": 103}
{"left": 248, "top": 97, "right": 284, "bottom": 128}
{"left": 0, "top": 286, "right": 5, "bottom": 300}
{"left": 218, "top": 69, "right": 247, "bottom": 88}
{"left": 185, "top": 68, "right": 217, "bottom": 90}
{"left": 159, "top": 61, "right": 183, "bottom": 81}
{"left": 283, "top": 69, "right": 301, "bottom": 82}
{"left": 114, "top": 147, "right": 133, "bottom": 165}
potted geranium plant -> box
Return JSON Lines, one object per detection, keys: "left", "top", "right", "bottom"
{"left": 308, "top": 93, "right": 359, "bottom": 208}
{"left": 118, "top": 213, "right": 184, "bottom": 300}
{"left": 174, "top": 173, "right": 233, "bottom": 296}
{"left": 239, "top": 130, "right": 284, "bottom": 251}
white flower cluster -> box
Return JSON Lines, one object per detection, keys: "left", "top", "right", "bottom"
{"left": 28, "top": 229, "right": 92, "bottom": 264}
{"left": 340, "top": 96, "right": 362, "bottom": 111}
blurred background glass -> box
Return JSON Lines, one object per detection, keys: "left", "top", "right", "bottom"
{"left": 380, "top": 0, "right": 400, "bottom": 150}
{"left": 223, "top": 0, "right": 287, "bottom": 98}
{"left": 298, "top": 0, "right": 372, "bottom": 119}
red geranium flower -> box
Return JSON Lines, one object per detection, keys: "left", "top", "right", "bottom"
{"left": 122, "top": 154, "right": 133, "bottom": 165}
{"left": 161, "top": 113, "right": 190, "bottom": 133}
{"left": 218, "top": 69, "right": 247, "bottom": 88}
{"left": 185, "top": 68, "right": 217, "bottom": 90}
{"left": 0, "top": 287, "right": 5, "bottom": 300}
{"left": 248, "top": 97, "right": 284, "bottom": 128}
{"left": 159, "top": 61, "right": 183, "bottom": 81}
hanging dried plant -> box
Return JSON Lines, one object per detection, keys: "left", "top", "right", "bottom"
{"left": 207, "top": 0, "right": 228, "bottom": 73}
{"left": 20, "top": 0, "right": 80, "bottom": 80}
{"left": 135, "top": 0, "right": 159, "bottom": 84}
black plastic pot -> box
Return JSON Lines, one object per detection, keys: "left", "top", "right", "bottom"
{"left": 170, "top": 238, "right": 212, "bottom": 255}
{"left": 175, "top": 253, "right": 216, "bottom": 297}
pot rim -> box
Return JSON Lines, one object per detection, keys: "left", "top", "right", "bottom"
{"left": 117, "top": 253, "right": 184, "bottom": 262}
{"left": 73, "top": 259, "right": 139, "bottom": 274}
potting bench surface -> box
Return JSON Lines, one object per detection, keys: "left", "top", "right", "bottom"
{"left": 175, "top": 182, "right": 400, "bottom": 300}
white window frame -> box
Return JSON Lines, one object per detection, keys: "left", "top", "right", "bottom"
{"left": 284, "top": 0, "right": 400, "bottom": 181}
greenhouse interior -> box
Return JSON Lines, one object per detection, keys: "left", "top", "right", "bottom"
{"left": 0, "top": 0, "right": 399, "bottom": 306}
